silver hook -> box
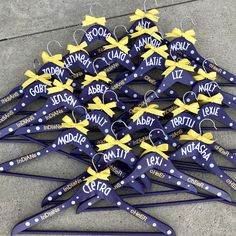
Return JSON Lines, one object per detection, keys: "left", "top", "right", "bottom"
{"left": 111, "top": 120, "right": 129, "bottom": 138}
{"left": 89, "top": 2, "right": 103, "bottom": 16}
{"left": 180, "top": 17, "right": 196, "bottom": 31}
{"left": 60, "top": 67, "right": 76, "bottom": 76}
{"left": 203, "top": 58, "right": 217, "bottom": 72}
{"left": 205, "top": 81, "right": 220, "bottom": 97}
{"left": 73, "top": 28, "right": 87, "bottom": 45}
{"left": 33, "top": 58, "right": 41, "bottom": 73}
{"left": 92, "top": 57, "right": 110, "bottom": 74}
{"left": 113, "top": 25, "right": 129, "bottom": 41}
{"left": 149, "top": 128, "right": 168, "bottom": 146}
{"left": 47, "top": 40, "right": 63, "bottom": 56}
{"left": 199, "top": 118, "right": 217, "bottom": 135}
{"left": 72, "top": 105, "right": 88, "bottom": 123}
{"left": 144, "top": 90, "right": 159, "bottom": 106}
{"left": 91, "top": 152, "right": 105, "bottom": 172}
{"left": 182, "top": 91, "right": 197, "bottom": 104}
{"left": 143, "top": 0, "right": 158, "bottom": 12}
{"left": 102, "top": 90, "right": 119, "bottom": 104}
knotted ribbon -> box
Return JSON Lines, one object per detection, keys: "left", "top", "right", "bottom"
{"left": 131, "top": 104, "right": 164, "bottom": 121}
{"left": 194, "top": 69, "right": 217, "bottom": 81}
{"left": 87, "top": 97, "right": 117, "bottom": 117}
{"left": 142, "top": 44, "right": 169, "bottom": 60}
{"left": 172, "top": 99, "right": 199, "bottom": 116}
{"left": 61, "top": 116, "right": 89, "bottom": 134}
{"left": 47, "top": 79, "right": 74, "bottom": 94}
{"left": 166, "top": 28, "right": 197, "bottom": 45}
{"left": 130, "top": 26, "right": 162, "bottom": 41}
{"left": 22, "top": 70, "right": 52, "bottom": 89}
{"left": 197, "top": 93, "right": 223, "bottom": 105}
{"left": 140, "top": 141, "right": 169, "bottom": 159}
{"left": 97, "top": 134, "right": 132, "bottom": 152}
{"left": 41, "top": 51, "right": 64, "bottom": 67}
{"left": 103, "top": 36, "right": 130, "bottom": 54}
{"left": 82, "top": 15, "right": 106, "bottom": 27}
{"left": 179, "top": 129, "right": 215, "bottom": 144}
{"left": 84, "top": 167, "right": 110, "bottom": 184}
{"left": 162, "top": 59, "right": 194, "bottom": 77}
{"left": 67, "top": 41, "right": 88, "bottom": 54}
{"left": 82, "top": 71, "right": 112, "bottom": 87}
{"left": 130, "top": 9, "right": 160, "bottom": 22}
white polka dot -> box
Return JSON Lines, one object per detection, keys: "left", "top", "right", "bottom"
{"left": 27, "top": 129, "right": 31, "bottom": 133}
{"left": 170, "top": 90, "right": 174, "bottom": 94}
{"left": 223, "top": 71, "right": 226, "bottom": 75}
{"left": 9, "top": 161, "right": 14, "bottom": 166}
{"left": 131, "top": 176, "right": 134, "bottom": 179}
{"left": 38, "top": 118, "right": 43, "bottom": 123}
{"left": 130, "top": 29, "right": 134, "bottom": 33}
{"left": 105, "top": 129, "right": 109, "bottom": 133}
{"left": 71, "top": 201, "right": 75, "bottom": 205}
{"left": 34, "top": 218, "right": 39, "bottom": 223}
{"left": 152, "top": 223, "right": 157, "bottom": 227}
{"left": 133, "top": 94, "right": 137, "bottom": 98}
{"left": 209, "top": 163, "right": 214, "bottom": 168}
{"left": 230, "top": 77, "right": 234, "bottom": 82}
{"left": 170, "top": 169, "right": 174, "bottom": 174}
{"left": 125, "top": 90, "right": 128, "bottom": 93}
{"left": 172, "top": 143, "right": 177, "bottom": 147}
{"left": 127, "top": 207, "right": 130, "bottom": 210}
{"left": 121, "top": 181, "right": 124, "bottom": 185}
{"left": 47, "top": 197, "right": 52, "bottom": 201}
{"left": 197, "top": 116, "right": 201, "bottom": 120}
{"left": 25, "top": 222, "right": 30, "bottom": 227}
{"left": 126, "top": 60, "right": 130, "bottom": 63}
{"left": 233, "top": 97, "right": 236, "bottom": 101}
{"left": 19, "top": 90, "right": 23, "bottom": 94}
{"left": 132, "top": 66, "right": 135, "bottom": 70}
{"left": 186, "top": 98, "right": 190, "bottom": 103}
{"left": 134, "top": 73, "right": 138, "bottom": 78}
{"left": 76, "top": 196, "right": 79, "bottom": 199}
{"left": 42, "top": 111, "right": 46, "bottom": 115}
{"left": 0, "top": 167, "right": 4, "bottom": 171}
{"left": 117, "top": 202, "right": 121, "bottom": 206}
{"left": 192, "top": 156, "right": 196, "bottom": 160}
{"left": 177, "top": 181, "right": 181, "bottom": 186}
{"left": 196, "top": 57, "right": 200, "bottom": 61}
{"left": 85, "top": 144, "right": 89, "bottom": 148}
{"left": 21, "top": 103, "right": 25, "bottom": 107}
{"left": 137, "top": 165, "right": 142, "bottom": 169}
{"left": 220, "top": 175, "right": 223, "bottom": 178}
{"left": 157, "top": 89, "right": 161, "bottom": 93}
{"left": 191, "top": 50, "right": 195, "bottom": 54}
{"left": 72, "top": 83, "right": 76, "bottom": 87}
{"left": 37, "top": 152, "right": 41, "bottom": 156}
{"left": 167, "top": 230, "right": 172, "bottom": 235}
{"left": 205, "top": 186, "right": 209, "bottom": 190}
{"left": 229, "top": 123, "right": 233, "bottom": 127}
{"left": 88, "top": 202, "right": 92, "bottom": 206}
{"left": 217, "top": 192, "right": 222, "bottom": 197}
{"left": 62, "top": 205, "right": 65, "bottom": 208}
{"left": 52, "top": 144, "right": 56, "bottom": 148}
{"left": 8, "top": 128, "right": 13, "bottom": 132}
{"left": 131, "top": 158, "right": 135, "bottom": 162}
{"left": 36, "top": 126, "right": 40, "bottom": 131}
{"left": 141, "top": 174, "right": 145, "bottom": 179}
{"left": 122, "top": 106, "right": 125, "bottom": 110}
{"left": 58, "top": 192, "right": 62, "bottom": 195}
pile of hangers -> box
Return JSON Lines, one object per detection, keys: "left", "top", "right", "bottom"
{"left": 1, "top": 1, "right": 236, "bottom": 235}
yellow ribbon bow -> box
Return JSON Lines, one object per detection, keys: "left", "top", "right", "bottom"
{"left": 131, "top": 104, "right": 164, "bottom": 121}
{"left": 22, "top": 70, "right": 52, "bottom": 89}
{"left": 97, "top": 134, "right": 132, "bottom": 152}
{"left": 61, "top": 116, "right": 89, "bottom": 134}
{"left": 130, "top": 9, "right": 160, "bottom": 22}
{"left": 87, "top": 97, "right": 117, "bottom": 117}
{"left": 179, "top": 129, "right": 215, "bottom": 144}
{"left": 140, "top": 141, "right": 169, "bottom": 159}
{"left": 84, "top": 167, "right": 110, "bottom": 184}
{"left": 197, "top": 93, "right": 223, "bottom": 105}
{"left": 162, "top": 59, "right": 195, "bottom": 77}
{"left": 41, "top": 51, "right": 64, "bottom": 67}
{"left": 103, "top": 36, "right": 130, "bottom": 54}
{"left": 47, "top": 79, "right": 74, "bottom": 94}
{"left": 82, "top": 15, "right": 106, "bottom": 27}
{"left": 130, "top": 26, "right": 162, "bottom": 41}
{"left": 82, "top": 71, "right": 112, "bottom": 87}
{"left": 172, "top": 99, "right": 200, "bottom": 116}
{"left": 166, "top": 28, "right": 197, "bottom": 45}
{"left": 142, "top": 44, "right": 169, "bottom": 60}
{"left": 194, "top": 69, "right": 217, "bottom": 81}
{"left": 67, "top": 41, "right": 88, "bottom": 54}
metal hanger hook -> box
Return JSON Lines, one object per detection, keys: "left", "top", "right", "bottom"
{"left": 182, "top": 91, "right": 197, "bottom": 104}
{"left": 199, "top": 118, "right": 217, "bottom": 135}
{"left": 203, "top": 58, "right": 217, "bottom": 72}
{"left": 180, "top": 16, "right": 196, "bottom": 31}
{"left": 33, "top": 58, "right": 41, "bottom": 73}
{"left": 149, "top": 128, "right": 168, "bottom": 146}
{"left": 46, "top": 40, "right": 63, "bottom": 56}
{"left": 144, "top": 90, "right": 159, "bottom": 106}
{"left": 92, "top": 57, "right": 110, "bottom": 74}
{"left": 73, "top": 28, "right": 87, "bottom": 45}
{"left": 113, "top": 25, "right": 129, "bottom": 41}
{"left": 91, "top": 152, "right": 105, "bottom": 172}
{"left": 72, "top": 105, "right": 88, "bottom": 123}
{"left": 143, "top": 0, "right": 158, "bottom": 12}
{"left": 111, "top": 120, "right": 129, "bottom": 138}
{"left": 60, "top": 67, "right": 76, "bottom": 76}
{"left": 89, "top": 2, "right": 103, "bottom": 16}
{"left": 102, "top": 90, "right": 119, "bottom": 104}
